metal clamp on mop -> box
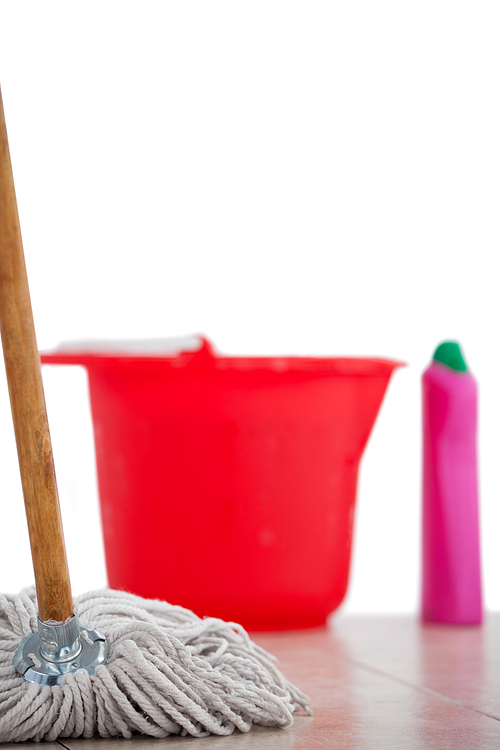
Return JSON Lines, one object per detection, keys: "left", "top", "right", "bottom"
{"left": 0, "top": 88, "right": 108, "bottom": 686}
{"left": 14, "top": 615, "right": 107, "bottom": 686}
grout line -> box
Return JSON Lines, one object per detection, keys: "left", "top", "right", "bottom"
{"left": 56, "top": 741, "right": 72, "bottom": 750}
{"left": 341, "top": 656, "right": 500, "bottom": 723}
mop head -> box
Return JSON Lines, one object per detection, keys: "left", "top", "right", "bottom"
{"left": 0, "top": 588, "right": 311, "bottom": 742}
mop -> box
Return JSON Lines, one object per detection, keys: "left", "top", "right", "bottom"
{"left": 0, "top": 89, "right": 311, "bottom": 742}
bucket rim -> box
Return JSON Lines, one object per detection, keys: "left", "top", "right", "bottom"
{"left": 40, "top": 346, "right": 404, "bottom": 378}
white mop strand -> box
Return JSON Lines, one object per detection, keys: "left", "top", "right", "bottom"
{"left": 0, "top": 588, "right": 311, "bottom": 742}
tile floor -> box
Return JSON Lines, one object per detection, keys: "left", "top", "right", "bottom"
{"left": 2, "top": 614, "right": 499, "bottom": 748}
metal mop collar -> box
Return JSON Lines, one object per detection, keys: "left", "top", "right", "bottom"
{"left": 0, "top": 588, "right": 311, "bottom": 742}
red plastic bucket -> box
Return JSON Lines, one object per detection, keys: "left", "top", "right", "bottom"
{"left": 41, "top": 337, "right": 402, "bottom": 630}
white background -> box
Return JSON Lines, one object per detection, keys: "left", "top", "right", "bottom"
{"left": 0, "top": 1, "right": 498, "bottom": 616}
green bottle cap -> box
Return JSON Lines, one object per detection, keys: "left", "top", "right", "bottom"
{"left": 433, "top": 341, "right": 468, "bottom": 372}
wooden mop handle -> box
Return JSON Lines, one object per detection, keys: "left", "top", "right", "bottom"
{"left": 0, "top": 88, "right": 73, "bottom": 622}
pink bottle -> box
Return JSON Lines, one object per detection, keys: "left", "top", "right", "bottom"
{"left": 422, "top": 341, "right": 482, "bottom": 624}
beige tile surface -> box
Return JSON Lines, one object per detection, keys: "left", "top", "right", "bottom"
{"left": 2, "top": 615, "right": 499, "bottom": 748}
{"left": 329, "top": 612, "right": 500, "bottom": 719}
{"left": 252, "top": 621, "right": 500, "bottom": 749}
